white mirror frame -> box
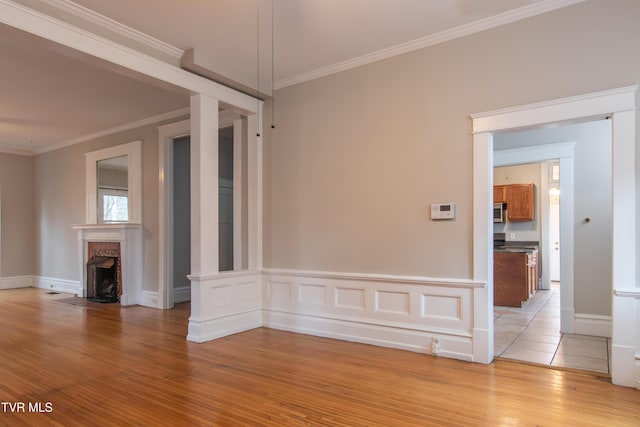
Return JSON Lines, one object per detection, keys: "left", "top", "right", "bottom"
{"left": 85, "top": 140, "right": 142, "bottom": 224}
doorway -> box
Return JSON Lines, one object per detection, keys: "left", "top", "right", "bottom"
{"left": 492, "top": 120, "right": 613, "bottom": 373}
{"left": 172, "top": 136, "right": 191, "bottom": 303}
{"left": 158, "top": 118, "right": 244, "bottom": 309}
{"left": 168, "top": 127, "right": 236, "bottom": 304}
{"left": 471, "top": 85, "right": 637, "bottom": 385}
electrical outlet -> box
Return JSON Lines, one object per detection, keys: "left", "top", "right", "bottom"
{"left": 50, "top": 284, "right": 54, "bottom": 289}
{"left": 432, "top": 338, "right": 440, "bottom": 355}
{"left": 509, "top": 232, "right": 516, "bottom": 239}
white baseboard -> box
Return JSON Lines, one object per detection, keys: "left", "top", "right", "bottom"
{"left": 140, "top": 290, "right": 162, "bottom": 309}
{"left": 574, "top": 313, "right": 612, "bottom": 338}
{"left": 560, "top": 307, "right": 575, "bottom": 334}
{"left": 0, "top": 275, "right": 33, "bottom": 290}
{"left": 33, "top": 276, "right": 81, "bottom": 295}
{"left": 174, "top": 286, "right": 191, "bottom": 303}
{"left": 187, "top": 310, "right": 262, "bottom": 343}
{"left": 263, "top": 310, "right": 473, "bottom": 361}
{"left": 610, "top": 344, "right": 637, "bottom": 388}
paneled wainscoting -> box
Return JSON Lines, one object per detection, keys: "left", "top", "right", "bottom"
{"left": 262, "top": 269, "right": 486, "bottom": 361}
{"left": 187, "top": 270, "right": 263, "bottom": 343}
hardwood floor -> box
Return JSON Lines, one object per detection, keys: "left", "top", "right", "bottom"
{"left": 1, "top": 288, "right": 639, "bottom": 426}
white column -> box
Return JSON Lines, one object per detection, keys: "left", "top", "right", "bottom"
{"left": 611, "top": 109, "right": 637, "bottom": 387}
{"left": 187, "top": 99, "right": 264, "bottom": 343}
{"left": 472, "top": 131, "right": 493, "bottom": 364}
{"left": 233, "top": 118, "right": 246, "bottom": 271}
{"left": 190, "top": 94, "right": 220, "bottom": 277}
{"left": 247, "top": 110, "right": 263, "bottom": 271}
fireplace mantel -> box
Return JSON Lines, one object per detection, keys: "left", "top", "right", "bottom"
{"left": 73, "top": 223, "right": 142, "bottom": 306}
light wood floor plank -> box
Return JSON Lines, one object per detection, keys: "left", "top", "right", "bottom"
{"left": 0, "top": 288, "right": 638, "bottom": 426}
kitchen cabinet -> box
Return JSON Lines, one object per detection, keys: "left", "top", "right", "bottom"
{"left": 493, "top": 185, "right": 507, "bottom": 203}
{"left": 506, "top": 184, "right": 534, "bottom": 221}
{"left": 494, "top": 248, "right": 538, "bottom": 307}
{"left": 493, "top": 183, "right": 535, "bottom": 221}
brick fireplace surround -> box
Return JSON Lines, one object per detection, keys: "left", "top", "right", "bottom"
{"left": 73, "top": 224, "right": 142, "bottom": 306}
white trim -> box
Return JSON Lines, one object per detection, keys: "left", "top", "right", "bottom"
{"left": 472, "top": 85, "right": 637, "bottom": 133}
{"left": 33, "top": 276, "right": 81, "bottom": 294}
{"left": 187, "top": 271, "right": 262, "bottom": 342}
{"left": 38, "top": 107, "right": 189, "bottom": 155}
{"left": 494, "top": 141, "right": 575, "bottom": 165}
{"left": 85, "top": 140, "right": 142, "bottom": 225}
{"left": 37, "top": 0, "right": 183, "bottom": 60}
{"left": 471, "top": 132, "right": 493, "bottom": 364}
{"left": 574, "top": 313, "right": 612, "bottom": 338}
{"left": 264, "top": 311, "right": 473, "bottom": 362}
{"left": 0, "top": 0, "right": 257, "bottom": 115}
{"left": 263, "top": 268, "right": 485, "bottom": 289}
{"left": 233, "top": 118, "right": 244, "bottom": 271}
{"left": 140, "top": 290, "right": 162, "bottom": 309}
{"left": 189, "top": 95, "right": 220, "bottom": 276}
{"left": 0, "top": 275, "right": 33, "bottom": 290}
{"left": 615, "top": 288, "right": 640, "bottom": 298}
{"left": 173, "top": 286, "right": 191, "bottom": 304}
{"left": 262, "top": 269, "right": 480, "bottom": 362}
{"left": 540, "top": 162, "right": 551, "bottom": 290}
{"left": 187, "top": 310, "right": 262, "bottom": 343}
{"left": 472, "top": 84, "right": 638, "bottom": 387}
{"left": 0, "top": 144, "right": 37, "bottom": 156}
{"left": 274, "top": 0, "right": 586, "bottom": 89}
{"left": 247, "top": 114, "right": 263, "bottom": 270}
{"left": 158, "top": 119, "right": 191, "bottom": 309}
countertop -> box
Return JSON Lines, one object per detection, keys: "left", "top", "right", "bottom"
{"left": 494, "top": 241, "right": 539, "bottom": 253}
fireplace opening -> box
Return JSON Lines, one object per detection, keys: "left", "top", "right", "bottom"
{"left": 87, "top": 255, "right": 119, "bottom": 303}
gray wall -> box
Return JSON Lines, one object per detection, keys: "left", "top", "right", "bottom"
{"left": 263, "top": 0, "right": 639, "bottom": 281}
{"left": 172, "top": 136, "right": 191, "bottom": 289}
{"left": 34, "top": 117, "right": 187, "bottom": 290}
{"left": 0, "top": 153, "right": 34, "bottom": 277}
{"left": 495, "top": 120, "right": 613, "bottom": 316}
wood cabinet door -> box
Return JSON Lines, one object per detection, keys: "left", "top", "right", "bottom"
{"left": 507, "top": 184, "right": 534, "bottom": 221}
{"left": 493, "top": 185, "right": 507, "bottom": 203}
{"left": 494, "top": 252, "right": 529, "bottom": 307}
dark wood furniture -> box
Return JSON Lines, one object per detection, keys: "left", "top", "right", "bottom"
{"left": 494, "top": 248, "right": 538, "bottom": 307}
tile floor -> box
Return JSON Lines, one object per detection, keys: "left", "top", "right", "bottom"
{"left": 494, "top": 284, "right": 610, "bottom": 374}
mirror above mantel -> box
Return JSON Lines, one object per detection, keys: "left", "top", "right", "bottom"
{"left": 85, "top": 141, "right": 142, "bottom": 224}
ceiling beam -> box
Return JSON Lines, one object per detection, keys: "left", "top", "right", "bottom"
{"left": 0, "top": 0, "right": 259, "bottom": 116}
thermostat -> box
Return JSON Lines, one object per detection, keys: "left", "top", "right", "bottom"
{"left": 431, "top": 203, "right": 456, "bottom": 220}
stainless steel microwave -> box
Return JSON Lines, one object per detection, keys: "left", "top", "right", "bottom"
{"left": 493, "top": 203, "right": 505, "bottom": 223}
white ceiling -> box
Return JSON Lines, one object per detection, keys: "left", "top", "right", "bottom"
{"left": 0, "top": 0, "right": 584, "bottom": 154}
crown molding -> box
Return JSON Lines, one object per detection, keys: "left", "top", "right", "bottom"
{"left": 35, "top": 107, "right": 190, "bottom": 155}
{"left": 37, "top": 0, "right": 183, "bottom": 60}
{"left": 274, "top": 0, "right": 587, "bottom": 90}
{"left": 0, "top": 144, "right": 39, "bottom": 156}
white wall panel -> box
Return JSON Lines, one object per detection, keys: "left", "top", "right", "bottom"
{"left": 263, "top": 269, "right": 484, "bottom": 361}
{"left": 187, "top": 271, "right": 262, "bottom": 342}
{"left": 335, "top": 287, "right": 366, "bottom": 310}
{"left": 299, "top": 283, "right": 327, "bottom": 306}
{"left": 375, "top": 291, "right": 410, "bottom": 315}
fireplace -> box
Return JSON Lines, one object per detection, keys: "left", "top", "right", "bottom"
{"left": 73, "top": 223, "right": 142, "bottom": 306}
{"left": 87, "top": 256, "right": 119, "bottom": 303}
